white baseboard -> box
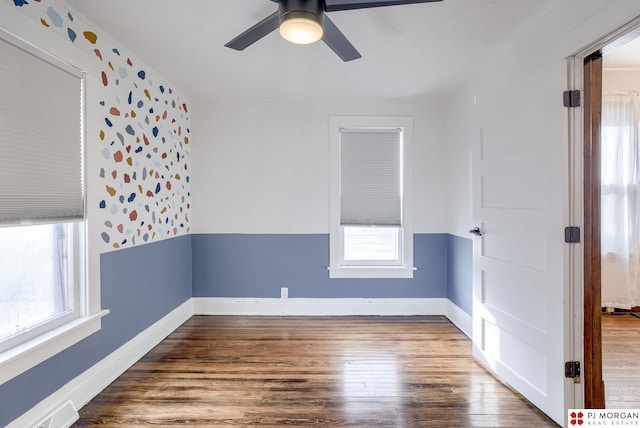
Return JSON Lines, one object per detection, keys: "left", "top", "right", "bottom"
{"left": 445, "top": 300, "right": 472, "bottom": 339}
{"left": 10, "top": 296, "right": 473, "bottom": 428}
{"left": 7, "top": 299, "right": 193, "bottom": 428}
{"left": 193, "top": 297, "right": 448, "bottom": 316}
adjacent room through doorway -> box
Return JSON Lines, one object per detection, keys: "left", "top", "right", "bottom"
{"left": 600, "top": 35, "right": 640, "bottom": 408}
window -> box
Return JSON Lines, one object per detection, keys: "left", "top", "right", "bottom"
{"left": 0, "top": 27, "right": 105, "bottom": 385}
{"left": 329, "top": 116, "right": 414, "bottom": 279}
{"left": 0, "top": 223, "right": 79, "bottom": 353}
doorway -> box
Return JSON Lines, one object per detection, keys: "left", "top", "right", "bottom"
{"left": 599, "top": 35, "right": 640, "bottom": 408}
{"left": 578, "top": 20, "right": 640, "bottom": 409}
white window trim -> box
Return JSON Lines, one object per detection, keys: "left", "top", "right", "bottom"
{"left": 329, "top": 116, "right": 415, "bottom": 279}
{"left": 0, "top": 310, "right": 109, "bottom": 385}
{"left": 0, "top": 27, "right": 108, "bottom": 386}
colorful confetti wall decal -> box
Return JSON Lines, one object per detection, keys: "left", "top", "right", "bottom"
{"left": 11, "top": 0, "right": 191, "bottom": 250}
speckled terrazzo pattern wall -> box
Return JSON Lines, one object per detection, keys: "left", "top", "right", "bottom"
{"left": 11, "top": 0, "right": 191, "bottom": 249}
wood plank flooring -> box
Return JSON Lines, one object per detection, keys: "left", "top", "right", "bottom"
{"left": 602, "top": 313, "right": 640, "bottom": 408}
{"left": 75, "top": 316, "right": 558, "bottom": 427}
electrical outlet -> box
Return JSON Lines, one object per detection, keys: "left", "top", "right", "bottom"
{"left": 281, "top": 287, "right": 288, "bottom": 299}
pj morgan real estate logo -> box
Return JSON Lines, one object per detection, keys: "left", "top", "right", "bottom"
{"left": 569, "top": 409, "right": 640, "bottom": 426}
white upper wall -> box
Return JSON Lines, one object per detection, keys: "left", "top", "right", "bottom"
{"left": 603, "top": 69, "right": 640, "bottom": 92}
{"left": 192, "top": 97, "right": 448, "bottom": 234}
{"left": 190, "top": 0, "right": 640, "bottom": 239}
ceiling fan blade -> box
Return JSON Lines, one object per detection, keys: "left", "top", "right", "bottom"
{"left": 225, "top": 11, "right": 280, "bottom": 51}
{"left": 322, "top": 16, "right": 361, "bottom": 62}
{"left": 325, "top": 0, "right": 442, "bottom": 12}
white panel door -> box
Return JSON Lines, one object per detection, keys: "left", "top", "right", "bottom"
{"left": 472, "top": 75, "right": 565, "bottom": 424}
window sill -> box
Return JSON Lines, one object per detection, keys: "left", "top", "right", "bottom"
{"left": 328, "top": 266, "right": 416, "bottom": 279}
{"left": 0, "top": 309, "right": 109, "bottom": 385}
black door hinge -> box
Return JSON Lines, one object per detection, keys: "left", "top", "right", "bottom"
{"left": 563, "top": 90, "right": 581, "bottom": 107}
{"left": 565, "top": 361, "right": 581, "bottom": 383}
{"left": 565, "top": 226, "right": 581, "bottom": 243}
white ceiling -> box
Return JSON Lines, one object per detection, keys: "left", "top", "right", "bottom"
{"left": 64, "top": 0, "right": 557, "bottom": 102}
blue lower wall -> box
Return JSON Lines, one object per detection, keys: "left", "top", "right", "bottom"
{"left": 447, "top": 234, "right": 473, "bottom": 315}
{"left": 192, "top": 233, "right": 453, "bottom": 299}
{"left": 0, "top": 235, "right": 192, "bottom": 427}
{"left": 3, "top": 232, "right": 473, "bottom": 426}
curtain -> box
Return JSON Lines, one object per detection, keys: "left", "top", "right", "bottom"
{"left": 601, "top": 92, "right": 640, "bottom": 309}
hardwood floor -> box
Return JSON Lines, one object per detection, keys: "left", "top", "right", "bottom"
{"left": 602, "top": 313, "right": 640, "bottom": 408}
{"left": 75, "top": 316, "right": 558, "bottom": 427}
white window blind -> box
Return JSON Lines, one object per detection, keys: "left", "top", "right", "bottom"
{"left": 0, "top": 34, "right": 83, "bottom": 224}
{"left": 340, "top": 128, "right": 401, "bottom": 226}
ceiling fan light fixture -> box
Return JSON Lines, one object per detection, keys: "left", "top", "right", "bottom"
{"left": 279, "top": 11, "right": 323, "bottom": 45}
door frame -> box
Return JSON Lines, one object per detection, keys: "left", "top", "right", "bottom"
{"left": 567, "top": 15, "right": 640, "bottom": 409}
{"left": 583, "top": 51, "right": 605, "bottom": 409}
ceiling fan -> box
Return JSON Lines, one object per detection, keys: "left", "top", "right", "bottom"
{"left": 225, "top": 0, "right": 443, "bottom": 62}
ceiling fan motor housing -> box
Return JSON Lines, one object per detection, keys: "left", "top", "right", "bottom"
{"left": 278, "top": 0, "right": 325, "bottom": 28}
